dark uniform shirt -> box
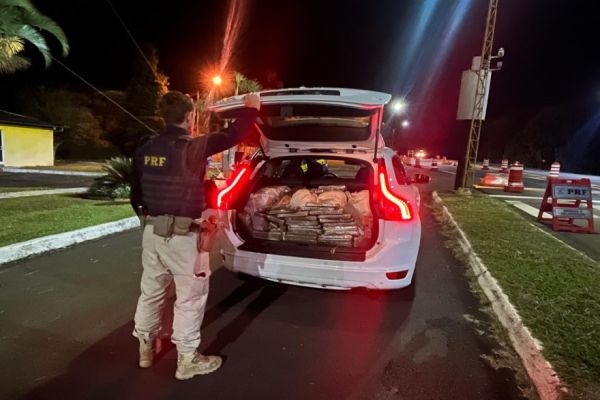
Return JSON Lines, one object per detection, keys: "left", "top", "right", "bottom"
{"left": 130, "top": 107, "right": 258, "bottom": 218}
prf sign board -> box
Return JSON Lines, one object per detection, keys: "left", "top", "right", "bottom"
{"left": 538, "top": 178, "right": 595, "bottom": 234}
{"left": 552, "top": 185, "right": 592, "bottom": 200}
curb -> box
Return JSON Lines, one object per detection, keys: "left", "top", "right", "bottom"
{"left": 0, "top": 167, "right": 104, "bottom": 177}
{"left": 431, "top": 191, "right": 564, "bottom": 400}
{"left": 0, "top": 187, "right": 89, "bottom": 199}
{"left": 0, "top": 217, "right": 140, "bottom": 265}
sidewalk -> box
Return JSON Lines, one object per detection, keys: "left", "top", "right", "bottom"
{"left": 0, "top": 217, "right": 139, "bottom": 265}
{"left": 0, "top": 166, "right": 103, "bottom": 177}
{"left": 0, "top": 187, "right": 89, "bottom": 199}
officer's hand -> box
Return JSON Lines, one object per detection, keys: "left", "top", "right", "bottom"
{"left": 244, "top": 93, "right": 261, "bottom": 111}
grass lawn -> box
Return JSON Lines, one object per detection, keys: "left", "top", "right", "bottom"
{"left": 0, "top": 194, "right": 135, "bottom": 247}
{"left": 438, "top": 193, "right": 600, "bottom": 399}
{"left": 0, "top": 187, "right": 49, "bottom": 193}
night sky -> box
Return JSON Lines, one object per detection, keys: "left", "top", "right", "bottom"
{"left": 2, "top": 0, "right": 600, "bottom": 157}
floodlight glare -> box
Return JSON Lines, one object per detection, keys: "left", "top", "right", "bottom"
{"left": 391, "top": 99, "right": 408, "bottom": 114}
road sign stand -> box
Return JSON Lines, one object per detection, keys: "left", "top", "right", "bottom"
{"left": 537, "top": 178, "right": 595, "bottom": 234}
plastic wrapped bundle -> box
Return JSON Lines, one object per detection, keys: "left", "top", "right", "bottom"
{"left": 317, "top": 191, "right": 347, "bottom": 208}
{"left": 290, "top": 189, "right": 318, "bottom": 209}
{"left": 318, "top": 185, "right": 347, "bottom": 192}
{"left": 245, "top": 186, "right": 291, "bottom": 215}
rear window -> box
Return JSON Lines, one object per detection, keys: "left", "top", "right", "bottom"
{"left": 218, "top": 104, "right": 376, "bottom": 142}
{"left": 256, "top": 156, "right": 372, "bottom": 189}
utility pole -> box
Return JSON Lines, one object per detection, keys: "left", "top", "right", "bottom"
{"left": 456, "top": 0, "right": 500, "bottom": 189}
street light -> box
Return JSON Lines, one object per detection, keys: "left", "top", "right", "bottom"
{"left": 212, "top": 75, "right": 223, "bottom": 86}
{"left": 391, "top": 98, "right": 408, "bottom": 114}
{"left": 401, "top": 119, "right": 410, "bottom": 128}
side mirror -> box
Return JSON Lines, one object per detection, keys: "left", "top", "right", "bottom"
{"left": 412, "top": 173, "right": 430, "bottom": 184}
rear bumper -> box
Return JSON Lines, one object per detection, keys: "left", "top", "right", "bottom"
{"left": 220, "top": 222, "right": 420, "bottom": 290}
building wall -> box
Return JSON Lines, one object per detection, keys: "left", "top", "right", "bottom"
{"left": 0, "top": 125, "right": 54, "bottom": 167}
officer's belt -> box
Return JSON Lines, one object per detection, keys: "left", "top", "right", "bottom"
{"left": 145, "top": 215, "right": 200, "bottom": 237}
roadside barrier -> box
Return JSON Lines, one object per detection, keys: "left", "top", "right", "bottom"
{"left": 549, "top": 162, "right": 560, "bottom": 178}
{"left": 538, "top": 178, "right": 594, "bottom": 233}
{"left": 500, "top": 159, "right": 509, "bottom": 173}
{"left": 482, "top": 159, "right": 490, "bottom": 170}
{"left": 431, "top": 159, "right": 438, "bottom": 171}
{"left": 504, "top": 162, "right": 524, "bottom": 192}
{"left": 479, "top": 173, "right": 508, "bottom": 188}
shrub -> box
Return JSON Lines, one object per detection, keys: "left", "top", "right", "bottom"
{"left": 87, "top": 157, "right": 133, "bottom": 199}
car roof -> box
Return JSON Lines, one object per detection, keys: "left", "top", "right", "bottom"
{"left": 210, "top": 87, "right": 392, "bottom": 112}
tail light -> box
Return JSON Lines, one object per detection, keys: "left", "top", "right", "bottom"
{"left": 217, "top": 164, "right": 250, "bottom": 209}
{"left": 376, "top": 160, "right": 412, "bottom": 221}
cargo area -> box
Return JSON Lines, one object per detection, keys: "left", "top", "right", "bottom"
{"left": 232, "top": 156, "right": 378, "bottom": 261}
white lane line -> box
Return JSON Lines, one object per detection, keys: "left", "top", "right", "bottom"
{"left": 438, "top": 170, "right": 456, "bottom": 175}
{"left": 490, "top": 195, "right": 543, "bottom": 200}
{"left": 506, "top": 200, "right": 541, "bottom": 218}
{"left": 507, "top": 200, "right": 600, "bottom": 219}
{"left": 491, "top": 194, "right": 600, "bottom": 204}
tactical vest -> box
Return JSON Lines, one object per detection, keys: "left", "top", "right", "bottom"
{"left": 138, "top": 130, "right": 207, "bottom": 218}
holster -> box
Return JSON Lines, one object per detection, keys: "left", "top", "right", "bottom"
{"left": 198, "top": 216, "right": 219, "bottom": 252}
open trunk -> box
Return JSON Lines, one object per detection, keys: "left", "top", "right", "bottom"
{"left": 230, "top": 156, "right": 379, "bottom": 262}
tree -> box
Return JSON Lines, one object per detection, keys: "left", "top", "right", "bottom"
{"left": 18, "top": 87, "right": 119, "bottom": 159}
{"left": 234, "top": 72, "right": 261, "bottom": 95}
{"left": 0, "top": 0, "right": 69, "bottom": 73}
{"left": 126, "top": 45, "right": 168, "bottom": 116}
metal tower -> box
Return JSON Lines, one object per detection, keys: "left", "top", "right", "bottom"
{"left": 457, "top": 0, "right": 499, "bottom": 189}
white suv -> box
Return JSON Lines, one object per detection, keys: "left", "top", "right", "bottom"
{"left": 209, "top": 88, "right": 427, "bottom": 294}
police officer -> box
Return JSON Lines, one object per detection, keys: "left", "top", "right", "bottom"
{"left": 130, "top": 91, "right": 260, "bottom": 380}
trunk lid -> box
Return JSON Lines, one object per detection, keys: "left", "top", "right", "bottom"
{"left": 209, "top": 88, "right": 391, "bottom": 156}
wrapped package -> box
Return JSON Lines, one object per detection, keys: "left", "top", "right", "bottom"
{"left": 252, "top": 230, "right": 283, "bottom": 241}
{"left": 290, "top": 189, "right": 318, "bottom": 209}
{"left": 251, "top": 214, "right": 269, "bottom": 231}
{"left": 318, "top": 185, "right": 347, "bottom": 192}
{"left": 287, "top": 226, "right": 323, "bottom": 235}
{"left": 284, "top": 232, "right": 318, "bottom": 244}
{"left": 276, "top": 211, "right": 310, "bottom": 218}
{"left": 317, "top": 191, "right": 348, "bottom": 208}
{"left": 308, "top": 208, "right": 345, "bottom": 216}
{"left": 245, "top": 186, "right": 290, "bottom": 215}
{"left": 318, "top": 233, "right": 353, "bottom": 247}
{"left": 318, "top": 214, "right": 354, "bottom": 223}
{"left": 275, "top": 195, "right": 292, "bottom": 207}
{"left": 347, "top": 190, "right": 371, "bottom": 217}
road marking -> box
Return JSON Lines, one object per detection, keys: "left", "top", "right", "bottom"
{"left": 491, "top": 194, "right": 600, "bottom": 204}
{"left": 506, "top": 200, "right": 541, "bottom": 218}
{"left": 438, "top": 170, "right": 456, "bottom": 175}
{"left": 490, "top": 194, "right": 543, "bottom": 200}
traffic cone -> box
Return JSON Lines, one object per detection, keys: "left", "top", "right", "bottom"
{"left": 500, "top": 159, "right": 509, "bottom": 173}
{"left": 549, "top": 161, "right": 560, "bottom": 179}
{"left": 504, "top": 162, "right": 524, "bottom": 192}
{"left": 482, "top": 159, "right": 490, "bottom": 170}
{"left": 415, "top": 158, "right": 422, "bottom": 169}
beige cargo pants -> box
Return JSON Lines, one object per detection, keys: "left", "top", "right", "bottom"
{"left": 133, "top": 225, "right": 211, "bottom": 354}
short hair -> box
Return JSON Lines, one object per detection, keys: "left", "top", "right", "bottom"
{"left": 159, "top": 91, "right": 194, "bottom": 124}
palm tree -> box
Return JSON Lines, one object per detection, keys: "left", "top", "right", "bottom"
{"left": 234, "top": 72, "right": 261, "bottom": 95}
{"left": 0, "top": 0, "right": 69, "bottom": 74}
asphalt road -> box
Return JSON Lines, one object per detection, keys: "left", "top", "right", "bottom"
{"left": 0, "top": 172, "right": 95, "bottom": 189}
{"left": 0, "top": 171, "right": 533, "bottom": 400}
{"left": 432, "top": 162, "right": 600, "bottom": 261}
